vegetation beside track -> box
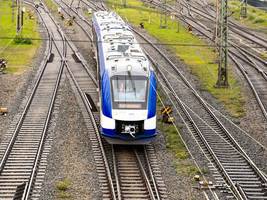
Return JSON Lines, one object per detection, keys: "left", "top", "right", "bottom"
{"left": 0, "top": 1, "right": 41, "bottom": 74}
{"left": 229, "top": 0, "right": 267, "bottom": 33}
{"left": 157, "top": 120, "right": 200, "bottom": 176}
{"left": 56, "top": 178, "right": 72, "bottom": 199}
{"left": 156, "top": 96, "right": 200, "bottom": 176}
{"left": 107, "top": 0, "right": 245, "bottom": 118}
{"left": 43, "top": 0, "right": 58, "bottom": 13}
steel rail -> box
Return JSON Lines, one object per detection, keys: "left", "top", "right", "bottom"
{"left": 82, "top": 1, "right": 267, "bottom": 189}
{"left": 229, "top": 53, "right": 267, "bottom": 120}
{"left": 149, "top": 54, "right": 242, "bottom": 199}
{"left": 23, "top": 35, "right": 66, "bottom": 200}
{"left": 6, "top": 2, "right": 67, "bottom": 198}
{"left": 76, "top": 3, "right": 234, "bottom": 198}
{"left": 120, "top": 17, "right": 267, "bottom": 196}
{"left": 64, "top": 59, "right": 117, "bottom": 200}
{"left": 0, "top": 0, "right": 66, "bottom": 198}
{"left": 134, "top": 149, "right": 157, "bottom": 200}
{"left": 39, "top": 1, "right": 117, "bottom": 198}
{"left": 147, "top": 52, "right": 256, "bottom": 200}
{"left": 232, "top": 44, "right": 267, "bottom": 79}
{"left": 143, "top": 146, "right": 161, "bottom": 200}
{"left": 55, "top": 0, "right": 100, "bottom": 83}
{"left": 112, "top": 145, "right": 122, "bottom": 200}
{"left": 134, "top": 6, "right": 267, "bottom": 121}
{"left": 0, "top": 18, "right": 53, "bottom": 175}
{"left": 152, "top": 0, "right": 267, "bottom": 49}
{"left": 140, "top": 30, "right": 267, "bottom": 181}
{"left": 63, "top": 2, "right": 167, "bottom": 199}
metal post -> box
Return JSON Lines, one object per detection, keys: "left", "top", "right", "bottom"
{"left": 214, "top": 0, "right": 219, "bottom": 42}
{"left": 122, "top": 0, "right": 126, "bottom": 7}
{"left": 12, "top": 0, "right": 15, "bottom": 22}
{"left": 215, "top": 0, "right": 229, "bottom": 87}
{"left": 160, "top": 0, "right": 167, "bottom": 28}
{"left": 16, "top": 0, "right": 21, "bottom": 33}
{"left": 240, "top": 0, "right": 247, "bottom": 18}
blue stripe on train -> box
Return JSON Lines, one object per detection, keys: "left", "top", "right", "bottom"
{"left": 101, "top": 70, "right": 112, "bottom": 118}
{"left": 147, "top": 71, "right": 157, "bottom": 118}
{"left": 94, "top": 20, "right": 112, "bottom": 118}
{"left": 102, "top": 128, "right": 157, "bottom": 140}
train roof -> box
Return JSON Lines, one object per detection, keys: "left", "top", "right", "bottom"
{"left": 92, "top": 11, "right": 151, "bottom": 77}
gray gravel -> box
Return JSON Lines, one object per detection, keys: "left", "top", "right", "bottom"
{"left": 39, "top": 1, "right": 267, "bottom": 200}
{"left": 153, "top": 129, "right": 208, "bottom": 200}
{"left": 135, "top": 26, "right": 267, "bottom": 198}
{"left": 40, "top": 78, "right": 101, "bottom": 200}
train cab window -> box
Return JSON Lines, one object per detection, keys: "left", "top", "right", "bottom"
{"left": 111, "top": 75, "right": 148, "bottom": 109}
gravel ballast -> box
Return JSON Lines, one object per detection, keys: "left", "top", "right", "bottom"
{"left": 40, "top": 79, "right": 101, "bottom": 200}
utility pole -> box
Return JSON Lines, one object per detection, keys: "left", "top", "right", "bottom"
{"left": 215, "top": 0, "right": 229, "bottom": 87}
{"left": 160, "top": 0, "right": 167, "bottom": 28}
{"left": 16, "top": 0, "right": 24, "bottom": 34}
{"left": 214, "top": 0, "right": 219, "bottom": 42}
{"left": 122, "top": 0, "right": 127, "bottom": 7}
{"left": 12, "top": 0, "right": 15, "bottom": 22}
{"left": 240, "top": 0, "right": 247, "bottom": 18}
{"left": 16, "top": 0, "right": 21, "bottom": 33}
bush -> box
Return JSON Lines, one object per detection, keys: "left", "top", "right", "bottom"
{"left": 56, "top": 179, "right": 71, "bottom": 191}
{"left": 254, "top": 18, "right": 265, "bottom": 23}
{"left": 14, "top": 35, "right": 32, "bottom": 44}
{"left": 248, "top": 15, "right": 255, "bottom": 21}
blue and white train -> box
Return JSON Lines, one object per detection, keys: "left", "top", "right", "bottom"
{"left": 92, "top": 11, "right": 157, "bottom": 144}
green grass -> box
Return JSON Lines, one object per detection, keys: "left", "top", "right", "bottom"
{"left": 156, "top": 94, "right": 199, "bottom": 176}
{"left": 56, "top": 179, "right": 71, "bottom": 191}
{"left": 108, "top": 0, "right": 245, "bottom": 118}
{"left": 56, "top": 178, "right": 72, "bottom": 199}
{"left": 0, "top": 0, "right": 41, "bottom": 74}
{"left": 158, "top": 121, "right": 189, "bottom": 160}
{"left": 157, "top": 119, "right": 200, "bottom": 176}
{"left": 43, "top": 0, "right": 58, "bottom": 13}
{"left": 229, "top": 0, "right": 267, "bottom": 33}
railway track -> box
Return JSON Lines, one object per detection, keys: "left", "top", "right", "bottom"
{"left": 151, "top": 0, "right": 267, "bottom": 51}
{"left": 112, "top": 146, "right": 162, "bottom": 200}
{"left": 156, "top": 63, "right": 267, "bottom": 198}
{"left": 145, "top": 0, "right": 267, "bottom": 120}
{"left": 135, "top": 28, "right": 267, "bottom": 200}
{"left": 75, "top": 1, "right": 267, "bottom": 199}
{"left": 0, "top": 5, "right": 65, "bottom": 199}
{"left": 35, "top": 1, "right": 117, "bottom": 199}
{"left": 129, "top": 32, "right": 267, "bottom": 199}
{"left": 40, "top": 0, "right": 168, "bottom": 199}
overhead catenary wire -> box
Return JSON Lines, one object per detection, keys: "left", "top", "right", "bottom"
{"left": 0, "top": 36, "right": 266, "bottom": 49}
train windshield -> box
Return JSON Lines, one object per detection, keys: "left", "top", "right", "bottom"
{"left": 111, "top": 75, "right": 148, "bottom": 109}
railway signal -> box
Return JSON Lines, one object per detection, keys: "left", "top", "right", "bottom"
{"left": 215, "top": 0, "right": 229, "bottom": 88}
{"left": 161, "top": 106, "right": 174, "bottom": 123}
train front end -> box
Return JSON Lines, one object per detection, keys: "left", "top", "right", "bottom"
{"left": 101, "top": 68, "right": 157, "bottom": 144}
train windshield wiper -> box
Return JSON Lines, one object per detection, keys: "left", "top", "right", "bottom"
{"left": 127, "top": 71, "right": 136, "bottom": 98}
